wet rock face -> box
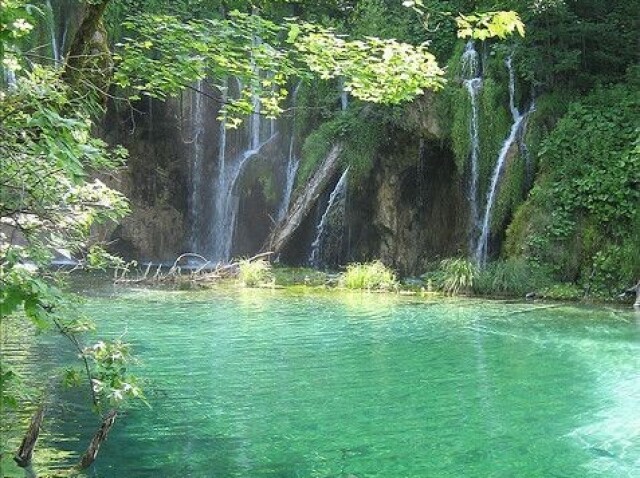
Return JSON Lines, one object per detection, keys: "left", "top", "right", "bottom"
{"left": 348, "top": 138, "right": 468, "bottom": 276}
{"left": 101, "top": 96, "right": 190, "bottom": 260}
{"left": 116, "top": 205, "right": 185, "bottom": 261}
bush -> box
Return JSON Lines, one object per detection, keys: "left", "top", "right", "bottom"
{"left": 341, "top": 261, "right": 397, "bottom": 290}
{"left": 473, "top": 258, "right": 552, "bottom": 297}
{"left": 438, "top": 258, "right": 477, "bottom": 295}
{"left": 238, "top": 259, "right": 273, "bottom": 287}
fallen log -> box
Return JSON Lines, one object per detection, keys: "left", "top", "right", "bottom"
{"left": 264, "top": 143, "right": 343, "bottom": 255}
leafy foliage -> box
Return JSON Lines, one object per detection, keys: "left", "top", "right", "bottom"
{"left": 455, "top": 11, "right": 525, "bottom": 40}
{"left": 506, "top": 81, "right": 640, "bottom": 296}
{"left": 1, "top": 1, "right": 144, "bottom": 459}
{"left": 114, "top": 10, "right": 445, "bottom": 125}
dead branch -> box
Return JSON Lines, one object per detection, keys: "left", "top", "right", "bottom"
{"left": 114, "top": 252, "right": 273, "bottom": 286}
{"left": 77, "top": 410, "right": 118, "bottom": 470}
{"left": 14, "top": 404, "right": 45, "bottom": 474}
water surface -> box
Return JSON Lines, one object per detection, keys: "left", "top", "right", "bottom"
{"left": 3, "top": 285, "right": 639, "bottom": 477}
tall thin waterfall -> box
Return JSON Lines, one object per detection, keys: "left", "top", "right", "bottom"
{"left": 339, "top": 78, "right": 349, "bottom": 111}
{"left": 462, "top": 41, "right": 482, "bottom": 245}
{"left": 278, "top": 81, "right": 302, "bottom": 221}
{"left": 46, "top": 0, "right": 61, "bottom": 65}
{"left": 308, "top": 168, "right": 349, "bottom": 268}
{"left": 189, "top": 79, "right": 207, "bottom": 253}
{"left": 475, "top": 56, "right": 531, "bottom": 266}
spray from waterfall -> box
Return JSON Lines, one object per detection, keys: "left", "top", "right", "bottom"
{"left": 45, "top": 0, "right": 61, "bottom": 65}
{"left": 5, "top": 68, "right": 17, "bottom": 89}
{"left": 475, "top": 55, "right": 533, "bottom": 266}
{"left": 308, "top": 168, "right": 349, "bottom": 268}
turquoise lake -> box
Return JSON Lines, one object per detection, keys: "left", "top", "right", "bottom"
{"left": 2, "top": 285, "right": 639, "bottom": 477}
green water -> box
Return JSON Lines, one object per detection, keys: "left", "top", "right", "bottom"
{"left": 3, "top": 286, "right": 640, "bottom": 477}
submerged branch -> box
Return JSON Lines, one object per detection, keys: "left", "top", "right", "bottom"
{"left": 77, "top": 410, "right": 118, "bottom": 470}
{"left": 14, "top": 404, "right": 45, "bottom": 477}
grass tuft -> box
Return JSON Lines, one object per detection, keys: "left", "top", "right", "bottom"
{"left": 341, "top": 261, "right": 398, "bottom": 291}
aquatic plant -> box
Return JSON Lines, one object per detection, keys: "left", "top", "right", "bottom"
{"left": 238, "top": 259, "right": 273, "bottom": 287}
{"left": 439, "top": 258, "right": 477, "bottom": 295}
{"left": 341, "top": 261, "right": 398, "bottom": 290}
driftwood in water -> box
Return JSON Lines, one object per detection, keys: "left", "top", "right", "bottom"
{"left": 114, "top": 252, "right": 273, "bottom": 285}
{"left": 264, "top": 143, "right": 343, "bottom": 255}
{"left": 77, "top": 410, "right": 118, "bottom": 470}
{"left": 14, "top": 405, "right": 45, "bottom": 478}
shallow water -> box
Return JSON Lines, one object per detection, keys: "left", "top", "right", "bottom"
{"left": 3, "top": 285, "right": 639, "bottom": 477}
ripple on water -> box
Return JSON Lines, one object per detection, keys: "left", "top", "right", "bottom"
{"left": 3, "top": 287, "right": 639, "bottom": 477}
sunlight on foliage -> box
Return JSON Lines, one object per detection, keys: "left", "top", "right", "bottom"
{"left": 341, "top": 261, "right": 398, "bottom": 291}
{"left": 238, "top": 259, "right": 273, "bottom": 287}
{"left": 456, "top": 11, "right": 525, "bottom": 40}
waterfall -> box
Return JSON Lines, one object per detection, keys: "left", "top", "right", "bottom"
{"left": 278, "top": 81, "right": 302, "bottom": 221}
{"left": 189, "top": 79, "right": 207, "bottom": 253}
{"left": 5, "top": 68, "right": 17, "bottom": 89}
{"left": 308, "top": 168, "right": 349, "bottom": 268}
{"left": 475, "top": 55, "right": 532, "bottom": 266}
{"left": 339, "top": 78, "right": 348, "bottom": 111}
{"left": 209, "top": 89, "right": 277, "bottom": 262}
{"left": 46, "top": 0, "right": 61, "bottom": 65}
{"left": 461, "top": 41, "right": 482, "bottom": 250}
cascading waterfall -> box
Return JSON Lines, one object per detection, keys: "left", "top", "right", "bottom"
{"left": 475, "top": 55, "right": 532, "bottom": 266}
{"left": 461, "top": 41, "right": 482, "bottom": 250}
{"left": 308, "top": 167, "right": 349, "bottom": 268}
{"left": 277, "top": 81, "right": 302, "bottom": 221}
{"left": 209, "top": 84, "right": 277, "bottom": 262}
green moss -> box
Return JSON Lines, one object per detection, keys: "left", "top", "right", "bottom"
{"left": 296, "top": 109, "right": 386, "bottom": 193}
{"left": 477, "top": 78, "right": 511, "bottom": 200}
{"left": 491, "top": 150, "right": 525, "bottom": 235}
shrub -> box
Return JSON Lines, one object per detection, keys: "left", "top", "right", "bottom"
{"left": 238, "top": 259, "right": 273, "bottom": 287}
{"left": 341, "top": 261, "right": 397, "bottom": 290}
{"left": 438, "top": 258, "right": 477, "bottom": 295}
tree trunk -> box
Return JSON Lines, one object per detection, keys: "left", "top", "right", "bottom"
{"left": 62, "top": 0, "right": 113, "bottom": 101}
{"left": 14, "top": 405, "right": 45, "bottom": 477}
{"left": 264, "top": 144, "right": 343, "bottom": 255}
